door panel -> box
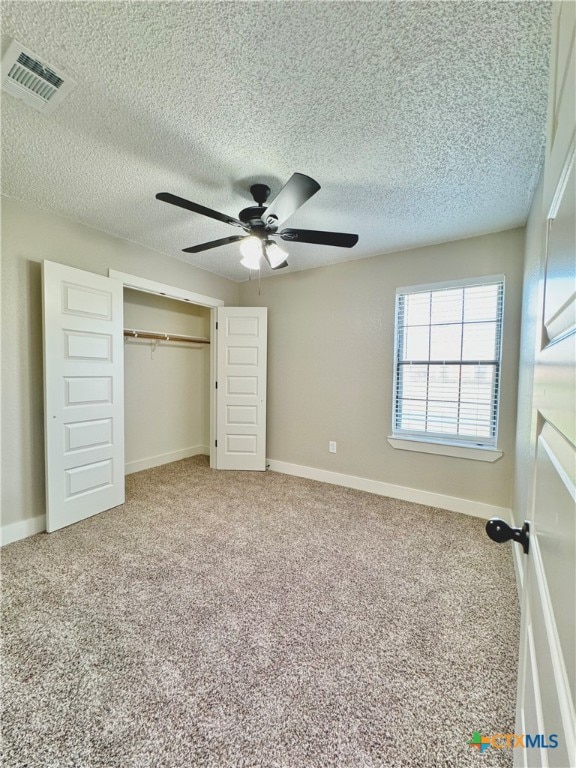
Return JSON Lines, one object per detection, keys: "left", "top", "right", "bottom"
{"left": 543, "top": 158, "right": 575, "bottom": 342}
{"left": 534, "top": 335, "right": 576, "bottom": 443}
{"left": 215, "top": 307, "right": 267, "bottom": 470}
{"left": 64, "top": 376, "right": 113, "bottom": 404}
{"left": 534, "top": 427, "right": 576, "bottom": 699}
{"left": 64, "top": 419, "right": 113, "bottom": 452}
{"left": 43, "top": 261, "right": 125, "bottom": 532}
{"left": 514, "top": 6, "right": 575, "bottom": 765}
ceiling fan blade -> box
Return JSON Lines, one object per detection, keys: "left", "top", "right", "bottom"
{"left": 264, "top": 173, "right": 321, "bottom": 227}
{"left": 279, "top": 228, "right": 359, "bottom": 248}
{"left": 182, "top": 235, "right": 248, "bottom": 254}
{"left": 156, "top": 192, "right": 247, "bottom": 229}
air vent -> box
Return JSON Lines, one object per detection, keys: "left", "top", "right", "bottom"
{"left": 1, "top": 39, "right": 76, "bottom": 114}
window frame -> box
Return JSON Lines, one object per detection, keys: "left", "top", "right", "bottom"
{"left": 391, "top": 275, "right": 505, "bottom": 453}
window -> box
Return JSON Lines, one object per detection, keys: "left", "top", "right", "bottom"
{"left": 392, "top": 276, "right": 504, "bottom": 450}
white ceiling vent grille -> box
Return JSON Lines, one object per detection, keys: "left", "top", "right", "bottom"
{"left": 1, "top": 39, "right": 76, "bottom": 115}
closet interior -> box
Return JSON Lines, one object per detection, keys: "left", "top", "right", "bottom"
{"left": 123, "top": 288, "right": 211, "bottom": 475}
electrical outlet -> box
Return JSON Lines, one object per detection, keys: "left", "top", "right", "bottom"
{"left": 329, "top": 441, "right": 337, "bottom": 453}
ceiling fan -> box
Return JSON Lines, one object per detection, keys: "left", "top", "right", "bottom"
{"left": 156, "top": 173, "right": 359, "bottom": 271}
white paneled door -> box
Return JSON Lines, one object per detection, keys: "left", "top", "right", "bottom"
{"left": 215, "top": 307, "right": 267, "bottom": 470}
{"left": 42, "top": 261, "right": 125, "bottom": 532}
{"left": 514, "top": 4, "right": 575, "bottom": 767}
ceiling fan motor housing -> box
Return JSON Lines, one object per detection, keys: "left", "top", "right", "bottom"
{"left": 250, "top": 183, "right": 271, "bottom": 205}
{"left": 238, "top": 184, "right": 275, "bottom": 231}
{"left": 238, "top": 205, "right": 268, "bottom": 229}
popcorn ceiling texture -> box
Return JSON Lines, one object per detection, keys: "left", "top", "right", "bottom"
{"left": 1, "top": 1, "right": 551, "bottom": 281}
{"left": 2, "top": 457, "right": 519, "bottom": 768}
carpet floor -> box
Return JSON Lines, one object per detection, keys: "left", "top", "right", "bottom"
{"left": 1, "top": 456, "right": 519, "bottom": 768}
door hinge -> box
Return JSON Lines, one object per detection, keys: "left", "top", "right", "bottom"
{"left": 215, "top": 321, "right": 218, "bottom": 330}
{"left": 215, "top": 440, "right": 218, "bottom": 448}
{"left": 215, "top": 381, "right": 218, "bottom": 389}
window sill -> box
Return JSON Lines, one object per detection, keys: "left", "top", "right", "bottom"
{"left": 387, "top": 436, "right": 503, "bottom": 462}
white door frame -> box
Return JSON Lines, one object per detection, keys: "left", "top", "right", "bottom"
{"left": 108, "top": 270, "right": 224, "bottom": 469}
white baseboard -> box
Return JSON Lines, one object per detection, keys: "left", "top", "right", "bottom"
{"left": 125, "top": 445, "right": 208, "bottom": 475}
{"left": 266, "top": 459, "right": 511, "bottom": 520}
{"left": 3, "top": 452, "right": 505, "bottom": 547}
{"left": 2, "top": 446, "right": 210, "bottom": 545}
{"left": 1, "top": 514, "right": 46, "bottom": 547}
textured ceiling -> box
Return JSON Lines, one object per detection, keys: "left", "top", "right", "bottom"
{"left": 1, "top": 1, "right": 551, "bottom": 282}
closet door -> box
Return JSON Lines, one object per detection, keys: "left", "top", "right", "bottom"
{"left": 42, "top": 261, "right": 125, "bottom": 532}
{"left": 215, "top": 307, "right": 267, "bottom": 470}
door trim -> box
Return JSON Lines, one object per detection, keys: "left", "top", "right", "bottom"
{"left": 108, "top": 270, "right": 224, "bottom": 308}
{"left": 109, "top": 270, "right": 223, "bottom": 467}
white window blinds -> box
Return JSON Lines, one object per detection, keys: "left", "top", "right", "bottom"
{"left": 393, "top": 277, "right": 504, "bottom": 447}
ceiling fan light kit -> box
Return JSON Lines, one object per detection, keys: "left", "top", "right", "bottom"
{"left": 239, "top": 254, "right": 261, "bottom": 271}
{"left": 239, "top": 237, "right": 263, "bottom": 270}
{"left": 239, "top": 236, "right": 262, "bottom": 259}
{"left": 264, "top": 241, "right": 288, "bottom": 269}
{"left": 156, "top": 173, "right": 359, "bottom": 272}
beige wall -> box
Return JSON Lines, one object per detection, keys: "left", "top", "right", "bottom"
{"left": 0, "top": 197, "right": 239, "bottom": 528}
{"left": 239, "top": 228, "right": 525, "bottom": 509}
{"left": 123, "top": 290, "right": 211, "bottom": 470}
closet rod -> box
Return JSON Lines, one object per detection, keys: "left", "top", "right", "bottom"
{"left": 123, "top": 329, "right": 210, "bottom": 344}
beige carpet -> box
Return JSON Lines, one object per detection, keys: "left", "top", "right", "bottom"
{"left": 1, "top": 456, "right": 519, "bottom": 767}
